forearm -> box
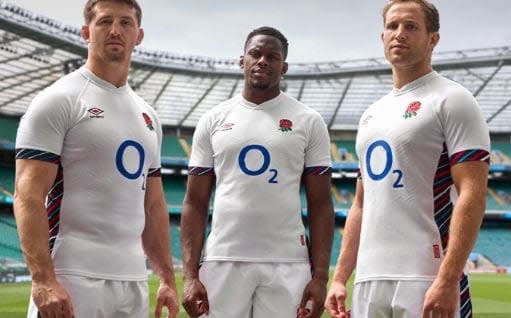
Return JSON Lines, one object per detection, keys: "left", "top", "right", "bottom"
{"left": 332, "top": 205, "right": 362, "bottom": 285}
{"left": 180, "top": 201, "right": 208, "bottom": 280}
{"left": 437, "top": 193, "right": 485, "bottom": 283}
{"left": 308, "top": 200, "right": 334, "bottom": 282}
{"left": 142, "top": 201, "right": 175, "bottom": 286}
{"left": 13, "top": 197, "right": 55, "bottom": 283}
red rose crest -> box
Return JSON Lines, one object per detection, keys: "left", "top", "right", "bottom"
{"left": 403, "top": 101, "right": 421, "bottom": 119}
{"left": 142, "top": 113, "right": 154, "bottom": 130}
{"left": 279, "top": 119, "right": 293, "bottom": 132}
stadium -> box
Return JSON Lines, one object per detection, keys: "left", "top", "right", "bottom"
{"left": 0, "top": 1, "right": 510, "bottom": 317}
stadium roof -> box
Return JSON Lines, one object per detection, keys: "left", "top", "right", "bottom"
{"left": 1, "top": 1, "right": 510, "bottom": 132}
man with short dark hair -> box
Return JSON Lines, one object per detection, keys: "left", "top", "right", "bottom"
{"left": 14, "top": 1, "right": 179, "bottom": 317}
{"left": 181, "top": 26, "right": 335, "bottom": 318}
{"left": 325, "top": 1, "right": 490, "bottom": 318}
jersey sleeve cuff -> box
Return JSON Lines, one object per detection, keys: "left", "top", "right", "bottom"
{"left": 15, "top": 148, "right": 61, "bottom": 164}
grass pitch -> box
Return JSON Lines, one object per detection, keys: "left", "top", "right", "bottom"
{"left": 0, "top": 273, "right": 510, "bottom": 318}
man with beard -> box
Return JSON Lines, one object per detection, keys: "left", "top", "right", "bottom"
{"left": 14, "top": 1, "right": 179, "bottom": 317}
{"left": 181, "top": 26, "right": 335, "bottom": 318}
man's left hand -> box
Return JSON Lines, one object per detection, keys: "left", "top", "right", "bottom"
{"left": 422, "top": 278, "right": 459, "bottom": 318}
{"left": 154, "top": 282, "right": 179, "bottom": 318}
{"left": 298, "top": 277, "right": 327, "bottom": 318}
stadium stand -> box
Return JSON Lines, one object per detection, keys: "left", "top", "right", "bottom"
{"left": 0, "top": 214, "right": 22, "bottom": 260}
{"left": 473, "top": 228, "right": 511, "bottom": 267}
{"left": 0, "top": 2, "right": 510, "bottom": 276}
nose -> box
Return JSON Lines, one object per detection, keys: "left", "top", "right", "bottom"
{"left": 395, "top": 25, "right": 406, "bottom": 41}
{"left": 256, "top": 55, "right": 268, "bottom": 67}
{"left": 109, "top": 21, "right": 122, "bottom": 37}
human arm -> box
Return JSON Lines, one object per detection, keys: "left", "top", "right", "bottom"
{"left": 422, "top": 161, "right": 488, "bottom": 318}
{"left": 324, "top": 178, "right": 364, "bottom": 318}
{"left": 180, "top": 173, "right": 214, "bottom": 317}
{"left": 14, "top": 158, "right": 74, "bottom": 318}
{"left": 142, "top": 176, "right": 179, "bottom": 318}
{"left": 298, "top": 171, "right": 335, "bottom": 318}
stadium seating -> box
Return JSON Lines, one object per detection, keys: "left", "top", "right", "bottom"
{"left": 332, "top": 140, "right": 358, "bottom": 162}
{"left": 0, "top": 116, "right": 18, "bottom": 145}
{"left": 169, "top": 222, "right": 182, "bottom": 261}
{"left": 473, "top": 228, "right": 511, "bottom": 267}
{"left": 161, "top": 135, "right": 188, "bottom": 158}
{"left": 491, "top": 143, "right": 511, "bottom": 164}
{"left": 163, "top": 177, "right": 187, "bottom": 209}
{"left": 488, "top": 182, "right": 511, "bottom": 210}
{"left": 0, "top": 215, "right": 22, "bottom": 260}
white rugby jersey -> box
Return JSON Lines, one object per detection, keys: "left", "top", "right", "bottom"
{"left": 355, "top": 71, "right": 490, "bottom": 282}
{"left": 190, "top": 92, "right": 332, "bottom": 262}
{"left": 16, "top": 67, "right": 162, "bottom": 281}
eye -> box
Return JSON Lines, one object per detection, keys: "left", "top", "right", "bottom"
{"left": 121, "top": 19, "right": 134, "bottom": 27}
{"left": 405, "top": 23, "right": 418, "bottom": 31}
{"left": 249, "top": 50, "right": 261, "bottom": 58}
{"left": 385, "top": 22, "right": 398, "bottom": 30}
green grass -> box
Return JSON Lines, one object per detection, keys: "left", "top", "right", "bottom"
{"left": 1, "top": 273, "right": 510, "bottom": 317}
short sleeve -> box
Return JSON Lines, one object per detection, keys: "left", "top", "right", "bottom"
{"left": 439, "top": 87, "right": 490, "bottom": 158}
{"left": 189, "top": 112, "right": 214, "bottom": 168}
{"left": 15, "top": 90, "right": 72, "bottom": 156}
{"left": 305, "top": 112, "right": 332, "bottom": 167}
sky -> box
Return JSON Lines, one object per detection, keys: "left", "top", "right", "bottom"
{"left": 11, "top": 0, "right": 511, "bottom": 63}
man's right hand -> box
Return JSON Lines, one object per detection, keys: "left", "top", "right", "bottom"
{"left": 32, "top": 279, "right": 74, "bottom": 318}
{"left": 324, "top": 281, "right": 351, "bottom": 318}
{"left": 182, "top": 277, "right": 209, "bottom": 318}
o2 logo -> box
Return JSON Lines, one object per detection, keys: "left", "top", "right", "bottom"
{"left": 238, "top": 144, "right": 278, "bottom": 183}
{"left": 365, "top": 140, "right": 403, "bottom": 188}
{"left": 115, "top": 140, "right": 146, "bottom": 189}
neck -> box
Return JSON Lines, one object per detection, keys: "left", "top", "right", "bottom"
{"left": 85, "top": 57, "right": 130, "bottom": 88}
{"left": 392, "top": 63, "right": 433, "bottom": 89}
{"left": 242, "top": 86, "right": 280, "bottom": 105}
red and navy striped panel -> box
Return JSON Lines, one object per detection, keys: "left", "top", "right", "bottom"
{"left": 303, "top": 166, "right": 332, "bottom": 176}
{"left": 15, "top": 148, "right": 60, "bottom": 164}
{"left": 148, "top": 168, "right": 162, "bottom": 177}
{"left": 188, "top": 166, "right": 215, "bottom": 176}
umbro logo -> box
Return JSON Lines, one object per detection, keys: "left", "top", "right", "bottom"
{"left": 219, "top": 122, "right": 235, "bottom": 131}
{"left": 88, "top": 107, "right": 104, "bottom": 118}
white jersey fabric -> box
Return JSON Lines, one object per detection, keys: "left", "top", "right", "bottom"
{"left": 16, "top": 66, "right": 162, "bottom": 280}
{"left": 190, "top": 92, "right": 331, "bottom": 262}
{"left": 355, "top": 71, "right": 490, "bottom": 282}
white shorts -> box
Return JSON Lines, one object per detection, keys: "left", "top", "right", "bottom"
{"left": 199, "top": 261, "right": 312, "bottom": 318}
{"left": 352, "top": 280, "right": 466, "bottom": 318}
{"left": 27, "top": 275, "right": 148, "bottom": 318}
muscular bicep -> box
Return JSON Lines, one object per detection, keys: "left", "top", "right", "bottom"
{"left": 15, "top": 159, "right": 59, "bottom": 204}
{"left": 183, "top": 175, "right": 214, "bottom": 209}
{"left": 303, "top": 173, "right": 332, "bottom": 207}
{"left": 450, "top": 161, "right": 488, "bottom": 198}
{"left": 144, "top": 176, "right": 166, "bottom": 213}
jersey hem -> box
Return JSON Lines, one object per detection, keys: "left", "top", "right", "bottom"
{"left": 202, "top": 256, "right": 309, "bottom": 263}
{"left": 55, "top": 269, "right": 148, "bottom": 281}
{"left": 355, "top": 275, "right": 436, "bottom": 284}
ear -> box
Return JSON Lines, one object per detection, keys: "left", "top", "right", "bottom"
{"left": 281, "top": 62, "right": 288, "bottom": 76}
{"left": 381, "top": 31, "right": 384, "bottom": 42}
{"left": 239, "top": 55, "right": 244, "bottom": 69}
{"left": 81, "top": 25, "right": 90, "bottom": 42}
{"left": 430, "top": 32, "right": 440, "bottom": 50}
{"left": 135, "top": 28, "right": 144, "bottom": 46}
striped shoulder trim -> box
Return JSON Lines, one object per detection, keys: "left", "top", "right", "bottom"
{"left": 15, "top": 148, "right": 60, "bottom": 164}
{"left": 449, "top": 149, "right": 490, "bottom": 166}
{"left": 148, "top": 168, "right": 162, "bottom": 177}
{"left": 188, "top": 166, "right": 215, "bottom": 176}
{"left": 303, "top": 166, "right": 332, "bottom": 176}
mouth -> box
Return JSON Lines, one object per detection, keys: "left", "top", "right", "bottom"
{"left": 391, "top": 44, "right": 408, "bottom": 50}
{"left": 106, "top": 41, "right": 124, "bottom": 47}
{"left": 252, "top": 69, "right": 271, "bottom": 77}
